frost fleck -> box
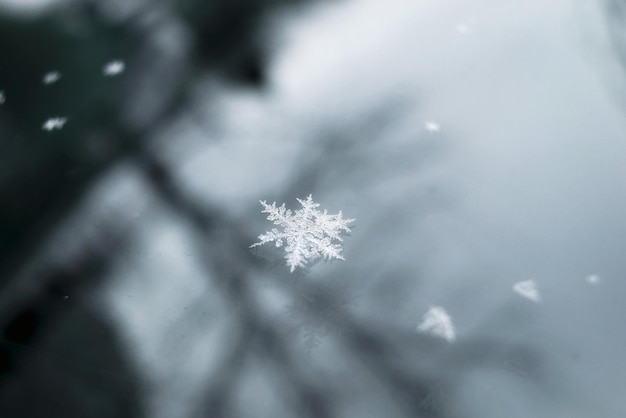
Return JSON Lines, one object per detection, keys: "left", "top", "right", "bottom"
{"left": 417, "top": 306, "right": 456, "bottom": 342}
{"left": 43, "top": 71, "right": 61, "bottom": 84}
{"left": 513, "top": 280, "right": 540, "bottom": 302}
{"left": 42, "top": 117, "right": 67, "bottom": 131}
{"left": 103, "top": 60, "right": 125, "bottom": 76}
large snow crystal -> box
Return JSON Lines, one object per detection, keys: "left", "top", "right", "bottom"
{"left": 250, "top": 195, "right": 354, "bottom": 272}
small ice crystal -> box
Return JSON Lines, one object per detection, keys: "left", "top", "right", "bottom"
{"left": 513, "top": 280, "right": 540, "bottom": 302}
{"left": 417, "top": 306, "right": 456, "bottom": 342}
{"left": 42, "top": 117, "right": 67, "bottom": 131}
{"left": 43, "top": 71, "right": 61, "bottom": 84}
{"left": 103, "top": 60, "right": 125, "bottom": 76}
{"left": 425, "top": 121, "right": 440, "bottom": 132}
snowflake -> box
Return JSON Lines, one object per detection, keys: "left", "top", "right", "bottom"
{"left": 417, "top": 306, "right": 456, "bottom": 342}
{"left": 42, "top": 117, "right": 67, "bottom": 131}
{"left": 250, "top": 195, "right": 354, "bottom": 272}
{"left": 103, "top": 60, "right": 125, "bottom": 76}
{"left": 43, "top": 71, "right": 61, "bottom": 84}
{"left": 424, "top": 121, "right": 440, "bottom": 132}
{"left": 513, "top": 280, "right": 540, "bottom": 302}
{"left": 585, "top": 274, "right": 600, "bottom": 285}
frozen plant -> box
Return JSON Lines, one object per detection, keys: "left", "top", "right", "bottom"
{"left": 250, "top": 195, "right": 354, "bottom": 272}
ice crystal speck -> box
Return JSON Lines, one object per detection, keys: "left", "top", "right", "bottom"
{"left": 42, "top": 117, "right": 67, "bottom": 131}
{"left": 417, "top": 306, "right": 456, "bottom": 342}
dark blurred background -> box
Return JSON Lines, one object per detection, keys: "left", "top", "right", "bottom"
{"left": 1, "top": 0, "right": 626, "bottom": 417}
{"left": 0, "top": 0, "right": 306, "bottom": 416}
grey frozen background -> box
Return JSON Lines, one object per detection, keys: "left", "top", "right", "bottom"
{"left": 1, "top": 0, "right": 626, "bottom": 417}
